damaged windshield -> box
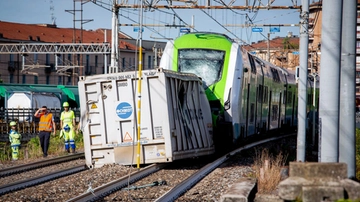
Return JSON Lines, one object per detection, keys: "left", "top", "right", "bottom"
{"left": 178, "top": 49, "right": 225, "bottom": 88}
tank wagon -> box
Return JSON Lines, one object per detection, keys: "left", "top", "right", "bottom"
{"left": 78, "top": 68, "right": 214, "bottom": 168}
{"left": 160, "top": 32, "right": 303, "bottom": 147}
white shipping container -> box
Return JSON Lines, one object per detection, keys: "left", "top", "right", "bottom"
{"left": 78, "top": 68, "right": 214, "bottom": 168}
{"left": 7, "top": 92, "right": 61, "bottom": 122}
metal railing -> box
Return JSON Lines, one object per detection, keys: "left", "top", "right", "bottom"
{"left": 0, "top": 107, "right": 81, "bottom": 142}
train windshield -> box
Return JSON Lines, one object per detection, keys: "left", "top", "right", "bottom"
{"left": 178, "top": 49, "right": 224, "bottom": 88}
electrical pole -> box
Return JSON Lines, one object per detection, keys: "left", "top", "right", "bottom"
{"left": 110, "top": 0, "right": 119, "bottom": 73}
{"left": 319, "top": 0, "right": 343, "bottom": 163}
{"left": 339, "top": 0, "right": 357, "bottom": 178}
{"left": 297, "top": 0, "right": 309, "bottom": 162}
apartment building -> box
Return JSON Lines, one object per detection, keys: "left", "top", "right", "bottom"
{"left": 0, "top": 21, "right": 166, "bottom": 85}
{"left": 243, "top": 35, "right": 300, "bottom": 71}
{"left": 308, "top": 1, "right": 360, "bottom": 93}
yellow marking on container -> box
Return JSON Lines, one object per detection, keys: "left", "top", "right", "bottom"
{"left": 91, "top": 103, "right": 97, "bottom": 109}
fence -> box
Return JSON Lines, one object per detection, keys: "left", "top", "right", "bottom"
{"left": 0, "top": 107, "right": 81, "bottom": 142}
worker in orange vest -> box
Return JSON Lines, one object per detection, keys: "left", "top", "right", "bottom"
{"left": 34, "top": 106, "right": 56, "bottom": 157}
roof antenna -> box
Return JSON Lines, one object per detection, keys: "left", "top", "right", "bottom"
{"left": 50, "top": 0, "right": 56, "bottom": 25}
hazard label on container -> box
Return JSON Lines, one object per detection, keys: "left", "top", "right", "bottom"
{"left": 124, "top": 132, "right": 132, "bottom": 142}
{"left": 91, "top": 103, "right": 97, "bottom": 109}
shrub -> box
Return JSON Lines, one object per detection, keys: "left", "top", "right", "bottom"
{"left": 253, "top": 148, "right": 288, "bottom": 194}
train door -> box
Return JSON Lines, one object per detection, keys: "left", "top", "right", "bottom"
{"left": 245, "top": 83, "right": 250, "bottom": 137}
{"left": 267, "top": 91, "right": 272, "bottom": 131}
{"left": 254, "top": 58, "right": 264, "bottom": 135}
{"left": 246, "top": 54, "right": 257, "bottom": 137}
{"left": 278, "top": 92, "right": 282, "bottom": 128}
{"left": 292, "top": 92, "right": 296, "bottom": 126}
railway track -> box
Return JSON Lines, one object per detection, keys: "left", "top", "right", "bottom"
{"left": 66, "top": 134, "right": 293, "bottom": 202}
{"left": 154, "top": 134, "right": 291, "bottom": 201}
{"left": 0, "top": 165, "right": 87, "bottom": 195}
{"left": 0, "top": 152, "right": 85, "bottom": 177}
{"left": 67, "top": 164, "right": 167, "bottom": 202}
{"left": 0, "top": 153, "right": 86, "bottom": 196}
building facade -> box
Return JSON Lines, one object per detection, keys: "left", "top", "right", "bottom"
{"left": 0, "top": 21, "right": 166, "bottom": 85}
{"left": 308, "top": 1, "right": 360, "bottom": 94}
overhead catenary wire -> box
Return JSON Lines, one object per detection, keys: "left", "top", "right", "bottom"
{"left": 200, "top": 9, "right": 248, "bottom": 45}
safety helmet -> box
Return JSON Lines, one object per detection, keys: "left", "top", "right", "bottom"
{"left": 9, "top": 121, "right": 16, "bottom": 126}
{"left": 63, "top": 102, "right": 70, "bottom": 107}
{"left": 64, "top": 124, "right": 70, "bottom": 132}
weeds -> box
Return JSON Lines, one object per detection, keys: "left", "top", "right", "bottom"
{"left": 253, "top": 148, "right": 288, "bottom": 194}
{"left": 0, "top": 130, "right": 84, "bottom": 161}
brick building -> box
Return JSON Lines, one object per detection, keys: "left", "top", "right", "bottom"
{"left": 0, "top": 21, "right": 166, "bottom": 85}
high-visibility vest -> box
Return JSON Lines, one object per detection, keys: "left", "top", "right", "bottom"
{"left": 39, "top": 113, "right": 53, "bottom": 132}
{"left": 61, "top": 110, "right": 75, "bottom": 126}
{"left": 9, "top": 130, "right": 21, "bottom": 146}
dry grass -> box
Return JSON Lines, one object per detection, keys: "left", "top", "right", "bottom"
{"left": 0, "top": 130, "right": 84, "bottom": 161}
{"left": 253, "top": 148, "right": 288, "bottom": 194}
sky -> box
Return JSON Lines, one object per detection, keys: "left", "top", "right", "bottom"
{"left": 0, "top": 0, "right": 314, "bottom": 44}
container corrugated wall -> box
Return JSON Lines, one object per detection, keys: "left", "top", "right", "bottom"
{"left": 78, "top": 68, "right": 214, "bottom": 168}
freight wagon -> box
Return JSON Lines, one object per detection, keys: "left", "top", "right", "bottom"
{"left": 78, "top": 68, "right": 214, "bottom": 168}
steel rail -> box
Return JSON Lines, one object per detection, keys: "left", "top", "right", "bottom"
{"left": 154, "top": 134, "right": 295, "bottom": 201}
{"left": 0, "top": 153, "right": 85, "bottom": 177}
{"left": 0, "top": 165, "right": 87, "bottom": 196}
{"left": 67, "top": 163, "right": 167, "bottom": 202}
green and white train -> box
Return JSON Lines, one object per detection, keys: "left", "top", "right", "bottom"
{"left": 160, "top": 32, "right": 301, "bottom": 147}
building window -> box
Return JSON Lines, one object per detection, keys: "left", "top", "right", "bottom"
{"left": 34, "top": 54, "right": 38, "bottom": 63}
{"left": 46, "top": 54, "right": 50, "bottom": 65}
{"left": 153, "top": 56, "right": 156, "bottom": 68}
{"left": 57, "top": 54, "right": 62, "bottom": 65}
{"left": 148, "top": 55, "right": 151, "bottom": 69}
{"left": 10, "top": 54, "right": 14, "bottom": 62}
{"left": 68, "top": 54, "right": 72, "bottom": 62}
{"left": 22, "top": 75, "right": 26, "bottom": 84}
{"left": 95, "top": 55, "right": 98, "bottom": 67}
{"left": 34, "top": 76, "right": 38, "bottom": 84}
{"left": 58, "top": 76, "right": 62, "bottom": 85}
{"left": 9, "top": 74, "right": 14, "bottom": 83}
{"left": 122, "top": 58, "right": 125, "bottom": 69}
{"left": 86, "top": 55, "right": 90, "bottom": 73}
{"left": 356, "top": 71, "right": 360, "bottom": 78}
{"left": 77, "top": 54, "right": 80, "bottom": 65}
{"left": 67, "top": 76, "right": 71, "bottom": 85}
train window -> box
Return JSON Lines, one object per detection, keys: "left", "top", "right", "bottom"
{"left": 270, "top": 68, "right": 280, "bottom": 82}
{"left": 257, "top": 85, "right": 263, "bottom": 103}
{"left": 178, "top": 49, "right": 225, "bottom": 88}
{"left": 272, "top": 105, "right": 278, "bottom": 121}
{"left": 263, "top": 86, "right": 268, "bottom": 103}
{"left": 250, "top": 103, "right": 255, "bottom": 123}
{"left": 287, "top": 91, "right": 293, "bottom": 104}
{"left": 248, "top": 53, "right": 257, "bottom": 74}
